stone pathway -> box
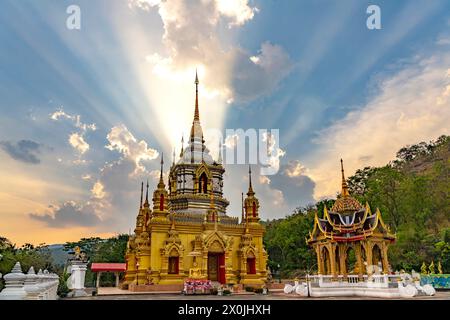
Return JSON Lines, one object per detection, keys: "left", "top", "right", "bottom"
{"left": 70, "top": 290, "right": 450, "bottom": 300}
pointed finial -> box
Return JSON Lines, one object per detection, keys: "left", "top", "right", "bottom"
{"left": 28, "top": 266, "right": 36, "bottom": 275}
{"left": 158, "top": 153, "right": 165, "bottom": 188}
{"left": 144, "top": 180, "right": 149, "bottom": 206}
{"left": 140, "top": 181, "right": 144, "bottom": 208}
{"left": 172, "top": 148, "right": 176, "bottom": 166}
{"left": 218, "top": 140, "right": 223, "bottom": 163}
{"left": 180, "top": 135, "right": 184, "bottom": 158}
{"left": 160, "top": 153, "right": 164, "bottom": 180}
{"left": 194, "top": 70, "right": 200, "bottom": 121}
{"left": 241, "top": 192, "right": 244, "bottom": 224}
{"left": 340, "top": 159, "right": 350, "bottom": 197}
{"left": 11, "top": 262, "right": 23, "bottom": 274}
{"left": 247, "top": 165, "right": 254, "bottom": 196}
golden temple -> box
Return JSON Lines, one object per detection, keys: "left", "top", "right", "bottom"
{"left": 123, "top": 73, "right": 268, "bottom": 288}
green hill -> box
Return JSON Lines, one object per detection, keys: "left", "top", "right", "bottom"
{"left": 264, "top": 135, "right": 449, "bottom": 277}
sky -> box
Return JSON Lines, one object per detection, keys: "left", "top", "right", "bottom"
{"left": 0, "top": 0, "right": 449, "bottom": 246}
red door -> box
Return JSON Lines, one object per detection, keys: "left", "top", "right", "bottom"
{"left": 218, "top": 253, "right": 226, "bottom": 284}
{"left": 247, "top": 258, "right": 256, "bottom": 274}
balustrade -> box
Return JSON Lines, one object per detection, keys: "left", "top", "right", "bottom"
{"left": 0, "top": 262, "right": 59, "bottom": 300}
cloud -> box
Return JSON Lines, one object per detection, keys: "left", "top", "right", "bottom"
{"left": 266, "top": 161, "right": 316, "bottom": 212}
{"left": 91, "top": 181, "right": 106, "bottom": 199}
{"left": 233, "top": 42, "right": 293, "bottom": 102}
{"left": 284, "top": 160, "right": 306, "bottom": 178}
{"left": 0, "top": 140, "right": 45, "bottom": 164}
{"left": 50, "top": 109, "right": 97, "bottom": 132}
{"left": 69, "top": 133, "right": 89, "bottom": 154}
{"left": 29, "top": 201, "right": 102, "bottom": 228}
{"left": 215, "top": 0, "right": 258, "bottom": 26}
{"left": 130, "top": 0, "right": 256, "bottom": 27}
{"left": 308, "top": 51, "right": 450, "bottom": 199}
{"left": 50, "top": 108, "right": 96, "bottom": 158}
{"left": 131, "top": 0, "right": 291, "bottom": 103}
{"left": 106, "top": 124, "right": 159, "bottom": 175}
{"left": 259, "top": 175, "right": 270, "bottom": 185}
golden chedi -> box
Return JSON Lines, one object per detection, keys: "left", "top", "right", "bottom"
{"left": 123, "top": 73, "right": 268, "bottom": 288}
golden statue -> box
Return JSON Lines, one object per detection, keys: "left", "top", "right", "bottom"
{"left": 421, "top": 262, "right": 428, "bottom": 274}
{"left": 429, "top": 261, "right": 435, "bottom": 274}
{"left": 438, "top": 261, "right": 443, "bottom": 274}
{"left": 189, "top": 261, "right": 202, "bottom": 279}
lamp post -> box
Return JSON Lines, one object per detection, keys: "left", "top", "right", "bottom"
{"left": 277, "top": 264, "right": 281, "bottom": 284}
{"left": 305, "top": 262, "right": 317, "bottom": 298}
{"left": 136, "top": 262, "right": 140, "bottom": 285}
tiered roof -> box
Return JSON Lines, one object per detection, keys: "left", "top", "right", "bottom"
{"left": 308, "top": 160, "right": 395, "bottom": 243}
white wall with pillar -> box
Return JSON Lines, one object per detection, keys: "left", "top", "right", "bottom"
{"left": 0, "top": 262, "right": 59, "bottom": 300}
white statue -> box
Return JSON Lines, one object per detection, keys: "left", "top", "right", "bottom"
{"left": 422, "top": 284, "right": 435, "bottom": 296}
{"left": 283, "top": 284, "right": 294, "bottom": 294}
{"left": 295, "top": 283, "right": 308, "bottom": 296}
{"left": 398, "top": 282, "right": 417, "bottom": 298}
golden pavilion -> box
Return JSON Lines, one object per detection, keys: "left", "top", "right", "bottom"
{"left": 307, "top": 160, "right": 396, "bottom": 277}
{"left": 123, "top": 73, "right": 268, "bottom": 289}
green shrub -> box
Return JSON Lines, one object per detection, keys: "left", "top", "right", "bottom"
{"left": 245, "top": 286, "right": 254, "bottom": 292}
{"left": 223, "top": 289, "right": 231, "bottom": 295}
{"left": 254, "top": 288, "right": 263, "bottom": 294}
{"left": 57, "top": 272, "right": 70, "bottom": 298}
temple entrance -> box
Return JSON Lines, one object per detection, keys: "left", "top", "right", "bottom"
{"left": 346, "top": 247, "right": 356, "bottom": 274}
{"left": 372, "top": 244, "right": 382, "bottom": 266}
{"left": 335, "top": 247, "right": 340, "bottom": 274}
{"left": 208, "top": 253, "right": 225, "bottom": 284}
{"left": 322, "top": 247, "right": 331, "bottom": 275}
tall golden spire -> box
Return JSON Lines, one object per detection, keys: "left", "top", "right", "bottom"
{"left": 144, "top": 180, "right": 149, "bottom": 207}
{"left": 241, "top": 192, "right": 244, "bottom": 223}
{"left": 158, "top": 153, "right": 165, "bottom": 188}
{"left": 247, "top": 165, "right": 255, "bottom": 196}
{"left": 140, "top": 181, "right": 143, "bottom": 208}
{"left": 340, "top": 159, "right": 350, "bottom": 197}
{"left": 194, "top": 69, "right": 199, "bottom": 121}
{"left": 190, "top": 71, "right": 203, "bottom": 144}
{"left": 179, "top": 136, "right": 184, "bottom": 158}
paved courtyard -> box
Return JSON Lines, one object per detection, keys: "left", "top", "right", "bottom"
{"left": 70, "top": 288, "right": 450, "bottom": 300}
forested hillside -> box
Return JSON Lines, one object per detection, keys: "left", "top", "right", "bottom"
{"left": 264, "top": 135, "right": 449, "bottom": 277}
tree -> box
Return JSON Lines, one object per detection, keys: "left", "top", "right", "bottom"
{"left": 63, "top": 234, "right": 129, "bottom": 287}
{"left": 264, "top": 207, "right": 316, "bottom": 277}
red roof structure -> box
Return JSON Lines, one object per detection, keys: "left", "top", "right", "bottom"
{"left": 91, "top": 263, "right": 126, "bottom": 272}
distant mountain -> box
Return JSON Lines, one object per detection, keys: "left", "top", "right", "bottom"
{"left": 48, "top": 244, "right": 69, "bottom": 266}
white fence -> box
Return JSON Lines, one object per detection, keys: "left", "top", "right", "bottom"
{"left": 0, "top": 262, "right": 59, "bottom": 300}
{"left": 308, "top": 274, "right": 400, "bottom": 288}
{"left": 284, "top": 273, "right": 435, "bottom": 298}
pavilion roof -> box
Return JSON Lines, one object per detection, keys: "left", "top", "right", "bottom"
{"left": 91, "top": 263, "right": 126, "bottom": 272}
